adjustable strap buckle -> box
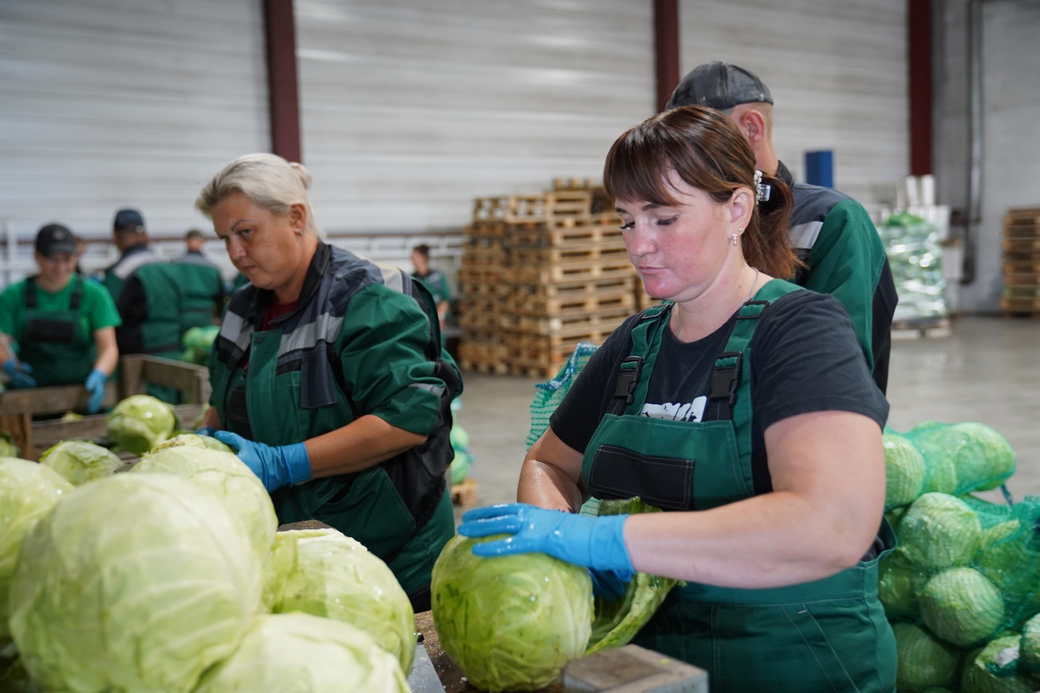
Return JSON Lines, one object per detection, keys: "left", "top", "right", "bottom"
{"left": 709, "top": 352, "right": 743, "bottom": 408}
{"left": 609, "top": 355, "right": 644, "bottom": 414}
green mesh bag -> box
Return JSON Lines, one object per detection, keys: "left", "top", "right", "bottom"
{"left": 906, "top": 422, "right": 1016, "bottom": 496}
{"left": 526, "top": 343, "right": 598, "bottom": 448}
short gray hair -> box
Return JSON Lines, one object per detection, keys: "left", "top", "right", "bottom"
{"left": 195, "top": 153, "right": 321, "bottom": 237}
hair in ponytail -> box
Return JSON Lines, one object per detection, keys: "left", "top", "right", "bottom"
{"left": 603, "top": 106, "right": 799, "bottom": 279}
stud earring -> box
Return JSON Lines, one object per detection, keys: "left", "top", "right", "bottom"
{"left": 728, "top": 233, "right": 740, "bottom": 247}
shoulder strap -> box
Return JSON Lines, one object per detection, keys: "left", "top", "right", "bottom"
{"left": 607, "top": 304, "right": 670, "bottom": 416}
{"left": 24, "top": 276, "right": 37, "bottom": 308}
{"left": 68, "top": 275, "right": 84, "bottom": 310}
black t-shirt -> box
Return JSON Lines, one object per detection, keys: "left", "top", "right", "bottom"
{"left": 550, "top": 289, "right": 889, "bottom": 494}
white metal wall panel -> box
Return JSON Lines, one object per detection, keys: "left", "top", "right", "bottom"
{"left": 679, "top": 0, "right": 908, "bottom": 209}
{"left": 0, "top": 0, "right": 268, "bottom": 282}
{"left": 295, "top": 0, "right": 654, "bottom": 234}
{"left": 959, "top": 0, "right": 1040, "bottom": 312}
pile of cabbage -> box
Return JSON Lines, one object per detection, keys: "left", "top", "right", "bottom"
{"left": 431, "top": 497, "right": 679, "bottom": 692}
{"left": 0, "top": 435, "right": 416, "bottom": 692}
{"left": 180, "top": 325, "right": 220, "bottom": 365}
{"left": 880, "top": 421, "right": 1040, "bottom": 691}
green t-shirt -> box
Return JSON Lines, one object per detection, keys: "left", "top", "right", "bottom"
{"left": 0, "top": 276, "right": 122, "bottom": 349}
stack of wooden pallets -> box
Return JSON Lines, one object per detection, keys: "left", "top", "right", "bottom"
{"left": 458, "top": 179, "right": 650, "bottom": 377}
{"left": 1001, "top": 207, "right": 1040, "bottom": 316}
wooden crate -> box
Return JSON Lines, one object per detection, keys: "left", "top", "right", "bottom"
{"left": 0, "top": 355, "right": 209, "bottom": 459}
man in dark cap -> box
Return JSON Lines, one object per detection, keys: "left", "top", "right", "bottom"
{"left": 179, "top": 228, "right": 220, "bottom": 269}
{"left": 667, "top": 61, "right": 897, "bottom": 392}
{"left": 101, "top": 208, "right": 159, "bottom": 303}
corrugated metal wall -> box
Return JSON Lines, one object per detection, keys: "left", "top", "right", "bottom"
{"left": 0, "top": 0, "right": 268, "bottom": 263}
{"left": 294, "top": 0, "right": 654, "bottom": 234}
{"left": 679, "top": 0, "right": 908, "bottom": 209}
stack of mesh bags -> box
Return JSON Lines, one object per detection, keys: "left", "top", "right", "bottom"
{"left": 879, "top": 422, "right": 1040, "bottom": 691}
{"left": 878, "top": 211, "right": 947, "bottom": 322}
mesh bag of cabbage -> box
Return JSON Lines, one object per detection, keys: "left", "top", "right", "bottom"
{"left": 882, "top": 493, "right": 1040, "bottom": 690}
{"left": 903, "top": 422, "right": 1017, "bottom": 497}
{"left": 526, "top": 342, "right": 598, "bottom": 448}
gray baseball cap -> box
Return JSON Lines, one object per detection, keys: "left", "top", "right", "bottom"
{"left": 666, "top": 61, "right": 773, "bottom": 111}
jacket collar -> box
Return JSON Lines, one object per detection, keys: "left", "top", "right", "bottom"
{"left": 776, "top": 160, "right": 794, "bottom": 187}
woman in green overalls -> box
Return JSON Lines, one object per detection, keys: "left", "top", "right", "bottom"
{"left": 195, "top": 154, "right": 462, "bottom": 612}
{"left": 459, "top": 107, "right": 896, "bottom": 692}
{"left": 0, "top": 224, "right": 120, "bottom": 413}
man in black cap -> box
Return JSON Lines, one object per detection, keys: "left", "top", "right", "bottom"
{"left": 667, "top": 61, "right": 897, "bottom": 393}
{"left": 101, "top": 208, "right": 159, "bottom": 303}
{"left": 178, "top": 228, "right": 220, "bottom": 269}
{"left": 0, "top": 224, "right": 120, "bottom": 412}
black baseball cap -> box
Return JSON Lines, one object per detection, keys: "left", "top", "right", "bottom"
{"left": 666, "top": 61, "right": 773, "bottom": 111}
{"left": 35, "top": 223, "right": 78, "bottom": 257}
{"left": 113, "top": 208, "right": 145, "bottom": 231}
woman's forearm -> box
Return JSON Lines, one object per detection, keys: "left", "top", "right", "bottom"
{"left": 92, "top": 328, "right": 118, "bottom": 376}
{"left": 517, "top": 458, "right": 583, "bottom": 512}
{"left": 305, "top": 414, "right": 427, "bottom": 478}
{"left": 625, "top": 490, "right": 871, "bottom": 589}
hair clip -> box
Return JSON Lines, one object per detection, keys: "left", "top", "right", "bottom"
{"left": 754, "top": 169, "right": 771, "bottom": 203}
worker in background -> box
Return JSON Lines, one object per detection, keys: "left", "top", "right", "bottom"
{"left": 179, "top": 228, "right": 220, "bottom": 269}
{"left": 195, "top": 153, "right": 462, "bottom": 611}
{"left": 101, "top": 208, "right": 159, "bottom": 303}
{"left": 667, "top": 62, "right": 897, "bottom": 392}
{"left": 460, "top": 107, "right": 895, "bottom": 691}
{"left": 410, "top": 243, "right": 452, "bottom": 329}
{"left": 0, "top": 224, "right": 120, "bottom": 413}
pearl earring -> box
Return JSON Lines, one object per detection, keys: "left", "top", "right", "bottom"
{"left": 728, "top": 233, "right": 740, "bottom": 247}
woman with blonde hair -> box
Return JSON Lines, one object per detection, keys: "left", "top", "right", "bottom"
{"left": 459, "top": 107, "right": 895, "bottom": 691}
{"left": 197, "top": 153, "right": 461, "bottom": 610}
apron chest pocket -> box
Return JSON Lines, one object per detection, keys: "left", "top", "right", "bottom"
{"left": 588, "top": 444, "right": 694, "bottom": 510}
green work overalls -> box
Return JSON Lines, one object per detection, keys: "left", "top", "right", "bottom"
{"left": 580, "top": 280, "right": 896, "bottom": 692}
{"left": 210, "top": 244, "right": 460, "bottom": 604}
{"left": 19, "top": 276, "right": 95, "bottom": 386}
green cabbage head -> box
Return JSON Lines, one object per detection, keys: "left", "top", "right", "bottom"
{"left": 883, "top": 432, "right": 926, "bottom": 509}
{"left": 961, "top": 642, "right": 1035, "bottom": 693}
{"left": 0, "top": 434, "right": 19, "bottom": 457}
{"left": 194, "top": 613, "right": 409, "bottom": 693}
{"left": 893, "top": 622, "right": 959, "bottom": 691}
{"left": 266, "top": 529, "right": 415, "bottom": 673}
{"left": 432, "top": 534, "right": 593, "bottom": 692}
{"left": 8, "top": 473, "right": 262, "bottom": 692}
{"left": 106, "top": 394, "right": 177, "bottom": 454}
{"left": 151, "top": 432, "right": 232, "bottom": 453}
{"left": 900, "top": 493, "right": 981, "bottom": 570}
{"left": 132, "top": 446, "right": 277, "bottom": 567}
{"left": 1022, "top": 614, "right": 1040, "bottom": 674}
{"left": 920, "top": 567, "right": 1004, "bottom": 648}
{"left": 38, "top": 440, "right": 123, "bottom": 485}
{"left": 0, "top": 457, "right": 73, "bottom": 641}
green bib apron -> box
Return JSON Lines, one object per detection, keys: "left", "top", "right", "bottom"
{"left": 580, "top": 280, "right": 896, "bottom": 693}
{"left": 19, "top": 276, "right": 95, "bottom": 386}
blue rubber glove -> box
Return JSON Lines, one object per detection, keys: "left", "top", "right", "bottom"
{"left": 210, "top": 430, "right": 311, "bottom": 492}
{"left": 3, "top": 359, "right": 37, "bottom": 389}
{"left": 84, "top": 369, "right": 107, "bottom": 414}
{"left": 458, "top": 503, "right": 634, "bottom": 577}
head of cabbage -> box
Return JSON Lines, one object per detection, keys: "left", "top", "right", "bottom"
{"left": 432, "top": 534, "right": 593, "bottom": 692}
{"left": 106, "top": 394, "right": 177, "bottom": 454}
{"left": 7, "top": 473, "right": 261, "bottom": 692}
{"left": 150, "top": 433, "right": 231, "bottom": 454}
{"left": 194, "top": 613, "right": 409, "bottom": 693}
{"left": 38, "top": 440, "right": 123, "bottom": 485}
{"left": 132, "top": 446, "right": 277, "bottom": 568}
{"left": 0, "top": 458, "right": 73, "bottom": 641}
{"left": 265, "top": 529, "right": 415, "bottom": 673}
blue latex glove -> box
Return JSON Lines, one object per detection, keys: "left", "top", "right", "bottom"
{"left": 3, "top": 359, "right": 37, "bottom": 389}
{"left": 84, "top": 369, "right": 107, "bottom": 414}
{"left": 458, "top": 503, "right": 633, "bottom": 577}
{"left": 211, "top": 430, "right": 311, "bottom": 492}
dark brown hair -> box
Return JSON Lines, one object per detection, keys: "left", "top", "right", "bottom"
{"left": 603, "top": 105, "right": 797, "bottom": 279}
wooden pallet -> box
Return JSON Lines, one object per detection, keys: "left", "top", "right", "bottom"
{"left": 509, "top": 220, "right": 623, "bottom": 248}
{"left": 1001, "top": 297, "right": 1040, "bottom": 315}
{"left": 512, "top": 258, "right": 636, "bottom": 284}
{"left": 1005, "top": 208, "right": 1040, "bottom": 225}
{"left": 1004, "top": 285, "right": 1040, "bottom": 298}
{"left": 509, "top": 243, "right": 629, "bottom": 266}
{"left": 451, "top": 478, "right": 478, "bottom": 507}
{"left": 1003, "top": 238, "right": 1040, "bottom": 253}
{"left": 511, "top": 286, "right": 635, "bottom": 315}
{"left": 512, "top": 305, "right": 633, "bottom": 336}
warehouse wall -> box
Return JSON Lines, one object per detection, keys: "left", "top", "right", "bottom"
{"left": 935, "top": 0, "right": 1040, "bottom": 313}
{"left": 0, "top": 0, "right": 268, "bottom": 260}
{"left": 294, "top": 0, "right": 654, "bottom": 234}
{"left": 678, "top": 0, "right": 908, "bottom": 210}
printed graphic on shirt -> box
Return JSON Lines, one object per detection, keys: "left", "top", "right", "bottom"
{"left": 640, "top": 395, "right": 707, "bottom": 423}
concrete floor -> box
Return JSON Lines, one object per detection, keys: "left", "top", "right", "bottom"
{"left": 454, "top": 316, "right": 1040, "bottom": 510}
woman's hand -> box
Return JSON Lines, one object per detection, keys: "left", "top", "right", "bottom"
{"left": 208, "top": 430, "right": 311, "bottom": 492}
{"left": 2, "top": 359, "right": 36, "bottom": 389}
{"left": 457, "top": 503, "right": 633, "bottom": 577}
